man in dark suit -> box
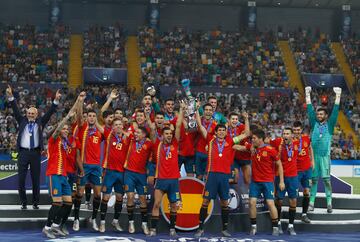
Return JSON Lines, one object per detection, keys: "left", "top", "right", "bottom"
{"left": 6, "top": 85, "right": 61, "bottom": 210}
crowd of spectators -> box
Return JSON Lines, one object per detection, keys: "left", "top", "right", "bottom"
{"left": 83, "top": 24, "right": 127, "bottom": 68}
{"left": 289, "top": 28, "right": 340, "bottom": 74}
{"left": 0, "top": 24, "right": 70, "bottom": 84}
{"left": 139, "top": 26, "right": 288, "bottom": 88}
{"left": 342, "top": 36, "right": 360, "bottom": 92}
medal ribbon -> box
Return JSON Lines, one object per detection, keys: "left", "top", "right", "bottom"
{"left": 216, "top": 138, "right": 225, "bottom": 155}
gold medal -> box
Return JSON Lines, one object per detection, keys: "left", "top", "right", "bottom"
{"left": 288, "top": 158, "right": 291, "bottom": 161}
{"left": 29, "top": 133, "right": 32, "bottom": 137}
{"left": 113, "top": 142, "right": 116, "bottom": 146}
{"left": 219, "top": 153, "right": 223, "bottom": 157}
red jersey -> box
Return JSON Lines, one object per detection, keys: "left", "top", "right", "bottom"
{"left": 294, "top": 135, "right": 312, "bottom": 172}
{"left": 78, "top": 123, "right": 103, "bottom": 165}
{"left": 154, "top": 139, "right": 180, "bottom": 179}
{"left": 164, "top": 113, "right": 177, "bottom": 127}
{"left": 278, "top": 140, "right": 299, "bottom": 177}
{"left": 66, "top": 124, "right": 79, "bottom": 174}
{"left": 46, "top": 136, "right": 68, "bottom": 176}
{"left": 228, "top": 124, "right": 251, "bottom": 161}
{"left": 196, "top": 118, "right": 217, "bottom": 154}
{"left": 179, "top": 124, "right": 197, "bottom": 157}
{"left": 124, "top": 138, "right": 153, "bottom": 174}
{"left": 103, "top": 129, "right": 130, "bottom": 172}
{"left": 270, "top": 137, "right": 283, "bottom": 152}
{"left": 206, "top": 136, "right": 235, "bottom": 174}
{"left": 251, "top": 145, "right": 279, "bottom": 182}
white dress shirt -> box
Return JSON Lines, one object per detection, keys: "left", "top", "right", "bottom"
{"left": 20, "top": 122, "right": 39, "bottom": 149}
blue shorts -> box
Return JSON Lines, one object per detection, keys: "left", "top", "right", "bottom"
{"left": 203, "top": 172, "right": 230, "bottom": 200}
{"left": 249, "top": 181, "right": 275, "bottom": 200}
{"left": 275, "top": 176, "right": 299, "bottom": 200}
{"left": 233, "top": 159, "right": 251, "bottom": 170}
{"left": 147, "top": 162, "right": 156, "bottom": 177}
{"left": 79, "top": 164, "right": 102, "bottom": 186}
{"left": 178, "top": 155, "right": 195, "bottom": 174}
{"left": 48, "top": 175, "right": 72, "bottom": 197}
{"left": 102, "top": 169, "right": 124, "bottom": 194}
{"left": 155, "top": 178, "right": 180, "bottom": 203}
{"left": 298, "top": 168, "right": 312, "bottom": 189}
{"left": 67, "top": 172, "right": 78, "bottom": 192}
{"left": 124, "top": 170, "right": 148, "bottom": 195}
{"left": 195, "top": 152, "right": 208, "bottom": 176}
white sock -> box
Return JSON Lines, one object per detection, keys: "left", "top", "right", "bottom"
{"left": 251, "top": 224, "right": 257, "bottom": 228}
{"left": 100, "top": 220, "right": 105, "bottom": 224}
{"left": 288, "top": 223, "right": 294, "bottom": 228}
{"left": 112, "top": 219, "right": 118, "bottom": 223}
{"left": 45, "top": 226, "right": 51, "bottom": 230}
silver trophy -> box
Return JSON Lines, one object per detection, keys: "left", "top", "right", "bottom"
{"left": 181, "top": 79, "right": 197, "bottom": 131}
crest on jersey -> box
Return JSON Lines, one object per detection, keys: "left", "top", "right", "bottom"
{"left": 304, "top": 142, "right": 308, "bottom": 148}
{"left": 262, "top": 151, "right": 267, "bottom": 157}
{"left": 294, "top": 145, "right": 298, "bottom": 150}
{"left": 53, "top": 189, "right": 58, "bottom": 195}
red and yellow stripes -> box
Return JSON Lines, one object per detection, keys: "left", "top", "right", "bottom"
{"left": 206, "top": 138, "right": 215, "bottom": 173}
{"left": 155, "top": 141, "right": 162, "bottom": 178}
{"left": 124, "top": 139, "right": 134, "bottom": 169}
{"left": 102, "top": 131, "right": 113, "bottom": 169}
{"left": 56, "top": 139, "right": 64, "bottom": 175}
{"left": 80, "top": 126, "right": 89, "bottom": 163}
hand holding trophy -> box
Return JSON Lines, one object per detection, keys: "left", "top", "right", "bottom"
{"left": 181, "top": 79, "right": 197, "bottom": 131}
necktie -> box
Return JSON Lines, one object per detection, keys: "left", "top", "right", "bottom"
{"left": 29, "top": 121, "right": 35, "bottom": 149}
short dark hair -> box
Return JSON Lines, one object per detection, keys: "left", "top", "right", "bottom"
{"left": 228, "top": 112, "right": 239, "bottom": 119}
{"left": 87, "top": 109, "right": 97, "bottom": 115}
{"left": 293, "top": 121, "right": 302, "bottom": 128}
{"left": 114, "top": 108, "right": 123, "bottom": 114}
{"left": 252, "top": 128, "right": 265, "bottom": 140}
{"left": 138, "top": 126, "right": 149, "bottom": 138}
{"left": 103, "top": 110, "right": 113, "bottom": 119}
{"left": 165, "top": 98, "right": 174, "bottom": 103}
{"left": 143, "top": 94, "right": 152, "bottom": 99}
{"left": 215, "top": 124, "right": 227, "bottom": 132}
{"left": 203, "top": 103, "right": 213, "bottom": 110}
{"left": 136, "top": 109, "right": 145, "bottom": 115}
{"left": 155, "top": 111, "right": 165, "bottom": 117}
{"left": 317, "top": 107, "right": 328, "bottom": 115}
{"left": 283, "top": 127, "right": 293, "bottom": 133}
{"left": 207, "top": 96, "right": 217, "bottom": 101}
{"left": 162, "top": 126, "right": 172, "bottom": 133}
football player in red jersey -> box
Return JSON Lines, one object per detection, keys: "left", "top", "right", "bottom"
{"left": 73, "top": 104, "right": 105, "bottom": 232}
{"left": 227, "top": 112, "right": 250, "bottom": 184}
{"left": 195, "top": 103, "right": 217, "bottom": 180}
{"left": 274, "top": 128, "right": 299, "bottom": 236}
{"left": 124, "top": 127, "right": 153, "bottom": 235}
{"left": 99, "top": 118, "right": 131, "bottom": 233}
{"left": 178, "top": 113, "right": 197, "bottom": 177}
{"left": 293, "top": 121, "right": 314, "bottom": 223}
{"left": 194, "top": 119, "right": 249, "bottom": 238}
{"left": 163, "top": 98, "right": 177, "bottom": 127}
{"left": 149, "top": 101, "right": 185, "bottom": 237}
{"left": 239, "top": 128, "right": 284, "bottom": 236}
{"left": 43, "top": 109, "right": 76, "bottom": 239}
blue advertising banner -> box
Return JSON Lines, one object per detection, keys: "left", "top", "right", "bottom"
{"left": 83, "top": 67, "right": 127, "bottom": 85}
{"left": 303, "top": 73, "right": 348, "bottom": 90}
{"left": 247, "top": 1, "right": 257, "bottom": 30}
{"left": 149, "top": 0, "right": 160, "bottom": 30}
{"left": 341, "top": 5, "right": 351, "bottom": 39}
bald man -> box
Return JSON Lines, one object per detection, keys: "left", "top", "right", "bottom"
{"left": 6, "top": 85, "right": 61, "bottom": 210}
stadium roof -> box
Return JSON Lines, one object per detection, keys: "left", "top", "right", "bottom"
{"left": 65, "top": 0, "right": 359, "bottom": 10}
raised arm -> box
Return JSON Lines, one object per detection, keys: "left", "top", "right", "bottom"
{"left": 95, "top": 117, "right": 105, "bottom": 135}
{"left": 305, "top": 86, "right": 316, "bottom": 130}
{"left": 195, "top": 102, "right": 207, "bottom": 139}
{"left": 76, "top": 92, "right": 86, "bottom": 126}
{"left": 328, "top": 87, "right": 341, "bottom": 132}
{"left": 52, "top": 110, "right": 76, "bottom": 139}
{"left": 41, "top": 89, "right": 61, "bottom": 127}
{"left": 175, "top": 100, "right": 185, "bottom": 141}
{"left": 6, "top": 85, "right": 23, "bottom": 123}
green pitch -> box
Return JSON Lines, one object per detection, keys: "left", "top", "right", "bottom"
{"left": 0, "top": 171, "right": 17, "bottom": 180}
{"left": 339, "top": 177, "right": 360, "bottom": 194}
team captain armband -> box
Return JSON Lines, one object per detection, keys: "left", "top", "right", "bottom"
{"left": 233, "top": 134, "right": 247, "bottom": 144}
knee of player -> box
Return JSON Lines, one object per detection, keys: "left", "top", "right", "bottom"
{"left": 249, "top": 198, "right": 257, "bottom": 207}
{"left": 115, "top": 193, "right": 123, "bottom": 201}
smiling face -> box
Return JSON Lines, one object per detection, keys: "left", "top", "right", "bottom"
{"left": 135, "top": 128, "right": 146, "bottom": 141}
{"left": 155, "top": 114, "right": 164, "bottom": 127}
{"left": 215, "top": 127, "right": 227, "bottom": 139}
{"left": 142, "top": 95, "right": 152, "bottom": 107}
{"left": 163, "top": 129, "right": 173, "bottom": 143}
{"left": 26, "top": 107, "right": 38, "bottom": 121}
{"left": 229, "top": 115, "right": 239, "bottom": 128}
{"left": 204, "top": 105, "right": 213, "bottom": 120}
{"left": 282, "top": 129, "right": 293, "bottom": 144}
{"left": 208, "top": 98, "right": 217, "bottom": 111}
{"left": 292, "top": 126, "right": 302, "bottom": 138}
{"left": 112, "top": 119, "right": 123, "bottom": 134}
{"left": 164, "top": 100, "right": 174, "bottom": 114}
{"left": 316, "top": 110, "right": 328, "bottom": 123}
{"left": 87, "top": 112, "right": 97, "bottom": 125}
{"left": 136, "top": 111, "right": 145, "bottom": 125}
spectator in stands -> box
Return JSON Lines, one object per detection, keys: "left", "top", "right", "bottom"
{"left": 83, "top": 23, "right": 127, "bottom": 68}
